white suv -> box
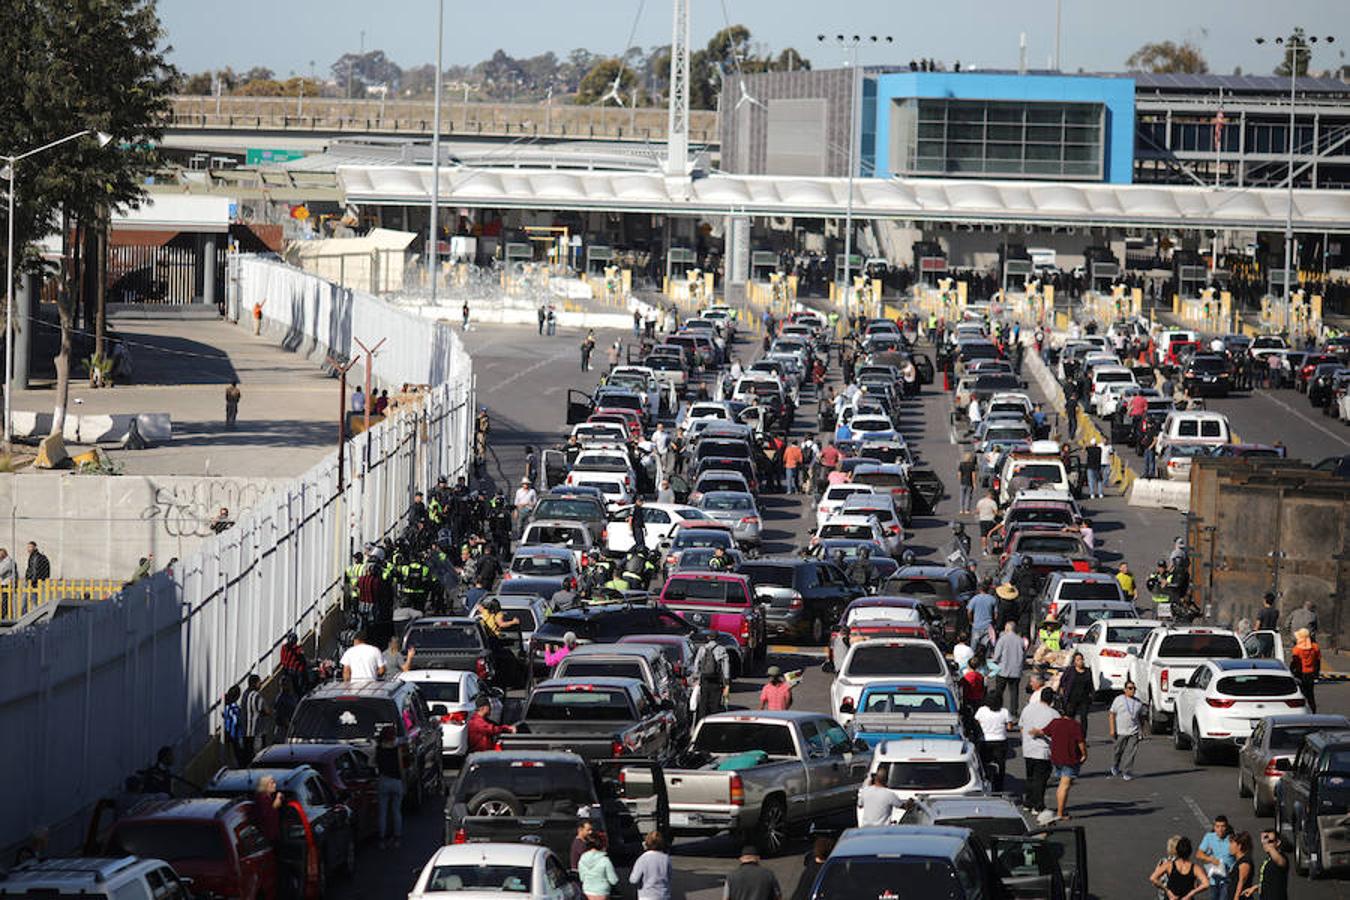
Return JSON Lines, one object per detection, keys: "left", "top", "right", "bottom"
{"left": 0, "top": 858, "right": 190, "bottom": 900}
{"left": 1172, "top": 659, "right": 1307, "bottom": 765}
{"left": 863, "top": 737, "right": 988, "bottom": 821}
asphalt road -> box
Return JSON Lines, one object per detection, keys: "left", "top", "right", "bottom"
{"left": 329, "top": 321, "right": 1348, "bottom": 900}
{"left": 1203, "top": 386, "right": 1350, "bottom": 464}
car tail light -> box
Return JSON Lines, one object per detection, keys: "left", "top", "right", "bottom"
{"left": 789, "top": 592, "right": 803, "bottom": 610}
{"left": 1047, "top": 602, "right": 1059, "bottom": 619}
{"left": 1100, "top": 648, "right": 1127, "bottom": 658}
{"left": 1284, "top": 698, "right": 1306, "bottom": 708}
{"left": 1206, "top": 698, "right": 1235, "bottom": 708}
{"left": 729, "top": 773, "right": 745, "bottom": 806}
{"left": 580, "top": 553, "right": 590, "bottom": 567}
{"left": 665, "top": 554, "right": 677, "bottom": 567}
{"left": 740, "top": 516, "right": 760, "bottom": 525}
{"left": 494, "top": 741, "right": 504, "bottom": 751}
{"left": 475, "top": 658, "right": 488, "bottom": 679}
{"left": 936, "top": 600, "right": 961, "bottom": 610}
{"left": 611, "top": 739, "right": 626, "bottom": 757}
{"left": 440, "top": 711, "right": 468, "bottom": 725}
{"left": 625, "top": 476, "right": 632, "bottom": 489}
{"left": 888, "top": 525, "right": 902, "bottom": 535}
{"left": 1264, "top": 759, "right": 1284, "bottom": 777}
{"left": 740, "top": 619, "right": 750, "bottom": 642}
{"left": 1160, "top": 669, "right": 1169, "bottom": 692}
{"left": 452, "top": 828, "right": 467, "bottom": 844}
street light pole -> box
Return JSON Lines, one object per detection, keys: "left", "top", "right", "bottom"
{"left": 429, "top": 0, "right": 444, "bottom": 307}
{"left": 3, "top": 129, "right": 110, "bottom": 446}
{"left": 1255, "top": 31, "right": 1336, "bottom": 339}
{"left": 818, "top": 33, "right": 892, "bottom": 322}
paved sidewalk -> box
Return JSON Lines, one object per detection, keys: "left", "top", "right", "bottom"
{"left": 13, "top": 317, "right": 338, "bottom": 478}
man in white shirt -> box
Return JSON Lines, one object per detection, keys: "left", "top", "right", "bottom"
{"left": 350, "top": 386, "right": 365, "bottom": 414}
{"left": 653, "top": 423, "right": 670, "bottom": 456}
{"left": 512, "top": 477, "right": 538, "bottom": 536}
{"left": 1020, "top": 687, "right": 1058, "bottom": 819}
{"left": 340, "top": 631, "right": 386, "bottom": 681}
{"left": 856, "top": 766, "right": 905, "bottom": 827}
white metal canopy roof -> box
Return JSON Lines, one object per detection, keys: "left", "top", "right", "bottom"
{"left": 336, "top": 163, "right": 1350, "bottom": 231}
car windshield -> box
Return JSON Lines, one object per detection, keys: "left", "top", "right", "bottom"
{"left": 1059, "top": 582, "right": 1122, "bottom": 602}
{"left": 534, "top": 499, "right": 601, "bottom": 520}
{"left": 1269, "top": 725, "right": 1329, "bottom": 751}
{"left": 662, "top": 578, "right": 744, "bottom": 604}
{"left": 574, "top": 455, "right": 628, "bottom": 470}
{"left": 702, "top": 495, "right": 753, "bottom": 512}
{"left": 526, "top": 689, "right": 634, "bottom": 721}
{"left": 738, "top": 564, "right": 795, "bottom": 589}
{"left": 410, "top": 681, "right": 461, "bottom": 703}
{"left": 1018, "top": 536, "right": 1084, "bottom": 554}
{"left": 575, "top": 480, "right": 622, "bottom": 497}
{"left": 1012, "top": 464, "right": 1064, "bottom": 483}
{"left": 845, "top": 646, "right": 944, "bottom": 677}
{"left": 1216, "top": 675, "right": 1299, "bottom": 697}
{"left": 557, "top": 661, "right": 645, "bottom": 681}
{"left": 1157, "top": 634, "right": 1243, "bottom": 658}
{"left": 1073, "top": 606, "right": 1135, "bottom": 625}
{"left": 454, "top": 760, "right": 595, "bottom": 807}
{"left": 423, "top": 865, "right": 534, "bottom": 892}
{"left": 524, "top": 526, "right": 585, "bottom": 546}
{"left": 673, "top": 530, "right": 734, "bottom": 550}
{"left": 1106, "top": 626, "right": 1154, "bottom": 645}
{"left": 109, "top": 823, "right": 226, "bottom": 862}
{"left": 290, "top": 698, "right": 396, "bottom": 741}
{"left": 693, "top": 722, "right": 797, "bottom": 756}
{"left": 405, "top": 623, "right": 481, "bottom": 650}
{"left": 511, "top": 555, "right": 572, "bottom": 576}
{"left": 697, "top": 478, "right": 746, "bottom": 494}
{"left": 1011, "top": 509, "right": 1074, "bottom": 526}
{"left": 886, "top": 761, "right": 972, "bottom": 790}
{"left": 853, "top": 471, "right": 905, "bottom": 488}
{"left": 1190, "top": 357, "right": 1227, "bottom": 372}
{"left": 861, "top": 689, "right": 953, "bottom": 713}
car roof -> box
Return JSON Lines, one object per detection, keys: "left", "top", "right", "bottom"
{"left": 306, "top": 680, "right": 410, "bottom": 700}
{"left": 820, "top": 514, "right": 881, "bottom": 526}
{"left": 426, "top": 842, "right": 548, "bottom": 867}
{"left": 919, "top": 796, "right": 1025, "bottom": 819}
{"left": 398, "top": 668, "right": 475, "bottom": 684}
{"left": 114, "top": 798, "right": 241, "bottom": 822}
{"left": 206, "top": 767, "right": 318, "bottom": 793}
{"left": 875, "top": 737, "right": 975, "bottom": 760}
{"left": 700, "top": 710, "right": 822, "bottom": 724}
{"left": 512, "top": 545, "right": 575, "bottom": 558}
{"left": 1263, "top": 714, "right": 1350, "bottom": 729}
{"left": 1211, "top": 659, "right": 1287, "bottom": 672}
{"left": 252, "top": 743, "right": 352, "bottom": 764}
{"left": 534, "top": 676, "right": 644, "bottom": 691}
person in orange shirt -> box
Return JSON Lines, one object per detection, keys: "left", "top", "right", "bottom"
{"left": 1290, "top": 628, "right": 1321, "bottom": 713}
{"left": 782, "top": 440, "right": 804, "bottom": 494}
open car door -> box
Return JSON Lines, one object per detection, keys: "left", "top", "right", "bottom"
{"left": 908, "top": 468, "right": 946, "bottom": 517}
{"left": 1243, "top": 630, "right": 1284, "bottom": 660}
{"left": 988, "top": 826, "right": 1087, "bottom": 900}
{"left": 914, "top": 352, "right": 936, "bottom": 384}
{"left": 540, "top": 449, "right": 568, "bottom": 492}
{"left": 278, "top": 800, "right": 320, "bottom": 900}
{"left": 736, "top": 405, "right": 766, "bottom": 434}
{"left": 566, "top": 389, "right": 594, "bottom": 425}
{"left": 596, "top": 758, "right": 671, "bottom": 849}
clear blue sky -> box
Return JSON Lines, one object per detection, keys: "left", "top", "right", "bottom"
{"left": 158, "top": 0, "right": 1348, "bottom": 79}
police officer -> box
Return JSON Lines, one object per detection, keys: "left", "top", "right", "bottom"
{"left": 398, "top": 554, "right": 433, "bottom": 610}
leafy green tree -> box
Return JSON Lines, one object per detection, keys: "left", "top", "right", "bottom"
{"left": 575, "top": 58, "right": 639, "bottom": 105}
{"left": 9, "top": 0, "right": 175, "bottom": 431}
{"left": 1125, "top": 40, "right": 1209, "bottom": 74}
{"left": 1273, "top": 28, "right": 1311, "bottom": 77}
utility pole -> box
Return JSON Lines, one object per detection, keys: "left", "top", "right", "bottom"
{"left": 430, "top": 0, "right": 444, "bottom": 305}
{"left": 353, "top": 337, "right": 386, "bottom": 435}
{"left": 328, "top": 355, "right": 358, "bottom": 492}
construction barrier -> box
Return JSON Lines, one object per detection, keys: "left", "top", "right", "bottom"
{"left": 0, "top": 579, "right": 124, "bottom": 621}
{"left": 1127, "top": 477, "right": 1191, "bottom": 511}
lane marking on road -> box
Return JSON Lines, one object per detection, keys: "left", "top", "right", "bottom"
{"left": 492, "top": 350, "right": 573, "bottom": 391}
{"left": 1252, "top": 390, "right": 1350, "bottom": 448}
{"left": 1182, "top": 794, "right": 1211, "bottom": 829}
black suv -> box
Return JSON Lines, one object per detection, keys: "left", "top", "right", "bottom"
{"left": 1274, "top": 728, "right": 1350, "bottom": 877}
{"left": 532, "top": 603, "right": 746, "bottom": 677}
{"left": 287, "top": 680, "right": 444, "bottom": 808}
{"left": 882, "top": 565, "right": 978, "bottom": 645}
{"left": 1182, "top": 353, "right": 1235, "bottom": 398}
{"left": 737, "top": 557, "right": 858, "bottom": 644}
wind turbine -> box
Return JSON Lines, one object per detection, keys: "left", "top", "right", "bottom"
{"left": 733, "top": 79, "right": 765, "bottom": 111}
{"left": 597, "top": 70, "right": 626, "bottom": 106}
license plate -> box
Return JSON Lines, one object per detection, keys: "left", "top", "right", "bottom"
{"left": 669, "top": 812, "right": 691, "bottom": 826}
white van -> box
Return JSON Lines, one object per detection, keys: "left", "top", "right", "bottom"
{"left": 1156, "top": 410, "right": 1231, "bottom": 452}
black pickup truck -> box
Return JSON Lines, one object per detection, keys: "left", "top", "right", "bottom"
{"left": 497, "top": 677, "right": 677, "bottom": 763}
{"left": 445, "top": 751, "right": 669, "bottom": 863}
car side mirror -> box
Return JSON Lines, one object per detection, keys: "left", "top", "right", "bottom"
{"left": 1275, "top": 758, "right": 1292, "bottom": 772}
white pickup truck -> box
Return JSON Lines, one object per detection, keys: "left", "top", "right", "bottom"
{"left": 1127, "top": 625, "right": 1247, "bottom": 733}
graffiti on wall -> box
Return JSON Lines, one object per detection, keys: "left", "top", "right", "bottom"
{"left": 140, "top": 479, "right": 271, "bottom": 538}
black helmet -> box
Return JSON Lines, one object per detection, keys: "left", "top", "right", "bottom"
{"left": 1156, "top": 559, "right": 1167, "bottom": 567}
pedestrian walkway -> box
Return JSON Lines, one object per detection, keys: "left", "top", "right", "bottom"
{"left": 12, "top": 316, "right": 338, "bottom": 477}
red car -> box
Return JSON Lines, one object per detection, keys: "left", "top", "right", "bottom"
{"left": 102, "top": 798, "right": 289, "bottom": 900}
{"left": 251, "top": 742, "right": 382, "bottom": 843}
{"left": 1297, "top": 354, "right": 1340, "bottom": 392}
{"left": 658, "top": 571, "right": 767, "bottom": 667}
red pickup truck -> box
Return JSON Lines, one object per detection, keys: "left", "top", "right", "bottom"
{"left": 657, "top": 572, "right": 767, "bottom": 671}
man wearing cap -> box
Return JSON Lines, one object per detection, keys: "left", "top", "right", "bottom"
{"left": 759, "top": 666, "right": 793, "bottom": 711}
{"left": 723, "top": 845, "right": 781, "bottom": 900}
{"left": 512, "top": 477, "right": 537, "bottom": 537}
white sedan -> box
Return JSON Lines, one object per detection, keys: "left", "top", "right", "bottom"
{"left": 1074, "top": 618, "right": 1157, "bottom": 693}
{"left": 606, "top": 502, "right": 715, "bottom": 554}
{"left": 398, "top": 669, "right": 488, "bottom": 761}
{"left": 408, "top": 843, "right": 580, "bottom": 899}
{"left": 814, "top": 513, "right": 888, "bottom": 549}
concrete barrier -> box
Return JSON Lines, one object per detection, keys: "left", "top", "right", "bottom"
{"left": 59, "top": 413, "right": 173, "bottom": 445}
{"left": 1128, "top": 477, "right": 1191, "bottom": 512}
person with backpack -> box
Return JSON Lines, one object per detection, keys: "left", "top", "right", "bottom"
{"left": 692, "top": 634, "right": 730, "bottom": 722}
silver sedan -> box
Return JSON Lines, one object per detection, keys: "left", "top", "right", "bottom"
{"left": 1237, "top": 714, "right": 1350, "bottom": 816}
{"left": 695, "top": 490, "right": 763, "bottom": 550}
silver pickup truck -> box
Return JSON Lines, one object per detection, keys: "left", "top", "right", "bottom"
{"left": 620, "top": 710, "right": 872, "bottom": 856}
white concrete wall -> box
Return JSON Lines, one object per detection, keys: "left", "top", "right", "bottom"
{"left": 0, "top": 474, "right": 284, "bottom": 579}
